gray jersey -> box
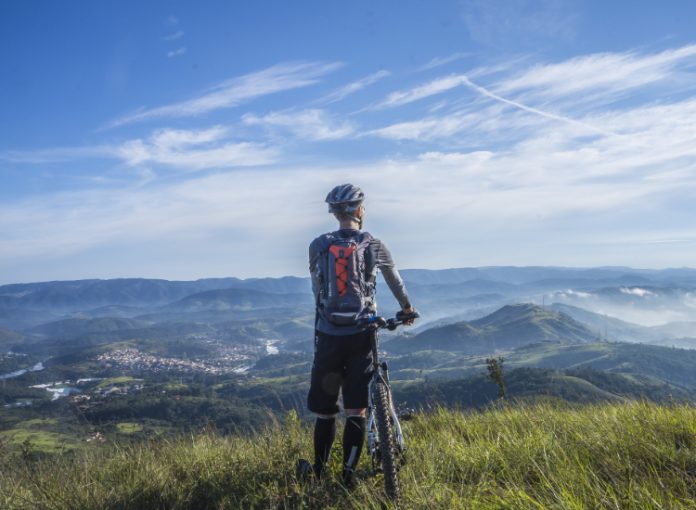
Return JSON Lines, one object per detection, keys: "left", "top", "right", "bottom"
{"left": 309, "top": 228, "right": 411, "bottom": 335}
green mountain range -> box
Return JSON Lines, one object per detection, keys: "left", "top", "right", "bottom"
{"left": 393, "top": 303, "right": 597, "bottom": 354}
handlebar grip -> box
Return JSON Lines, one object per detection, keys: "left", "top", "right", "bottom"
{"left": 396, "top": 310, "right": 420, "bottom": 321}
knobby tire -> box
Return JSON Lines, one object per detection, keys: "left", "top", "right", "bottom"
{"left": 374, "top": 380, "right": 399, "bottom": 499}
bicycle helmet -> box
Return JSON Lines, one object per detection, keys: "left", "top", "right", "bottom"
{"left": 325, "top": 183, "right": 365, "bottom": 227}
{"left": 325, "top": 183, "right": 364, "bottom": 211}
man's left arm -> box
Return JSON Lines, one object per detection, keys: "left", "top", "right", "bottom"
{"left": 373, "top": 240, "right": 415, "bottom": 317}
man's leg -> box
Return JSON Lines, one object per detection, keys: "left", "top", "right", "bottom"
{"left": 342, "top": 408, "right": 366, "bottom": 485}
{"left": 313, "top": 413, "right": 337, "bottom": 477}
{"left": 307, "top": 331, "right": 343, "bottom": 478}
{"left": 341, "top": 330, "right": 373, "bottom": 486}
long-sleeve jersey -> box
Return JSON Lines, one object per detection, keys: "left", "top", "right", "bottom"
{"left": 309, "top": 228, "right": 411, "bottom": 335}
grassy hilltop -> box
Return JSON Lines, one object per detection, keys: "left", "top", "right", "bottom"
{"left": 3, "top": 401, "right": 696, "bottom": 509}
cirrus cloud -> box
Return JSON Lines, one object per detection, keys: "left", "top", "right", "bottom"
{"left": 107, "top": 61, "right": 343, "bottom": 128}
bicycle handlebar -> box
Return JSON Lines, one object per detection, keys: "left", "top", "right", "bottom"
{"left": 357, "top": 311, "right": 420, "bottom": 331}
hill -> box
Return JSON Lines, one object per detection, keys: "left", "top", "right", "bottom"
{"left": 160, "top": 288, "right": 311, "bottom": 313}
{"left": 0, "top": 277, "right": 310, "bottom": 312}
{"left": 2, "top": 402, "right": 696, "bottom": 509}
{"left": 549, "top": 302, "right": 653, "bottom": 342}
{"left": 29, "top": 317, "right": 153, "bottom": 338}
{"left": 550, "top": 302, "right": 696, "bottom": 346}
{"left": 0, "top": 327, "right": 26, "bottom": 345}
{"left": 510, "top": 341, "right": 696, "bottom": 390}
{"left": 393, "top": 366, "right": 691, "bottom": 408}
{"left": 393, "top": 303, "right": 597, "bottom": 354}
{"left": 389, "top": 341, "right": 696, "bottom": 395}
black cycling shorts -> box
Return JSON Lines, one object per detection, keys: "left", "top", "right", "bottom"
{"left": 307, "top": 330, "right": 374, "bottom": 415}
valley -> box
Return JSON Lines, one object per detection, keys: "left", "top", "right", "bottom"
{"left": 3, "top": 266, "right": 696, "bottom": 455}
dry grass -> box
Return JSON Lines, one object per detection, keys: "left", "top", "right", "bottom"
{"left": 2, "top": 401, "right": 696, "bottom": 509}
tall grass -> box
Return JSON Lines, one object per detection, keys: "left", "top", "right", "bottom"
{"left": 2, "top": 401, "right": 696, "bottom": 509}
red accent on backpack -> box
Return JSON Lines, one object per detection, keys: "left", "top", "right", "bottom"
{"left": 329, "top": 245, "right": 356, "bottom": 296}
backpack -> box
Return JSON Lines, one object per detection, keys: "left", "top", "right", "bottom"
{"left": 316, "top": 231, "right": 376, "bottom": 326}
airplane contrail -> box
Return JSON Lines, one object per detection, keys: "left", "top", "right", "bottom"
{"left": 461, "top": 76, "right": 618, "bottom": 137}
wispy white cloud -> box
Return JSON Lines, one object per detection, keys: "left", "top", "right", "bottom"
{"left": 369, "top": 45, "right": 696, "bottom": 142}
{"left": 376, "top": 74, "right": 468, "bottom": 108}
{"left": 164, "top": 15, "right": 179, "bottom": 26}
{"left": 2, "top": 126, "right": 278, "bottom": 171}
{"left": 418, "top": 151, "right": 493, "bottom": 165}
{"left": 497, "top": 44, "right": 696, "bottom": 101}
{"left": 368, "top": 114, "right": 470, "bottom": 141}
{"left": 242, "top": 109, "right": 354, "bottom": 141}
{"left": 115, "top": 126, "right": 277, "bottom": 169}
{"left": 418, "top": 52, "right": 470, "bottom": 71}
{"left": 163, "top": 30, "right": 184, "bottom": 41}
{"left": 107, "top": 61, "right": 342, "bottom": 128}
{"left": 370, "top": 58, "right": 522, "bottom": 110}
{"left": 166, "top": 47, "right": 187, "bottom": 58}
{"left": 366, "top": 102, "right": 536, "bottom": 142}
{"left": 318, "top": 70, "right": 390, "bottom": 104}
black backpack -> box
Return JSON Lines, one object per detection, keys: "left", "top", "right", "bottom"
{"left": 316, "top": 231, "right": 376, "bottom": 326}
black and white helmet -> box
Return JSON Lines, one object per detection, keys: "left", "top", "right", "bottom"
{"left": 325, "top": 184, "right": 364, "bottom": 214}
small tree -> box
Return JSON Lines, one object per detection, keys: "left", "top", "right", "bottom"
{"left": 486, "top": 356, "right": 506, "bottom": 399}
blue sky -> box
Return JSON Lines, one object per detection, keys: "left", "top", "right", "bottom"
{"left": 3, "top": 0, "right": 696, "bottom": 284}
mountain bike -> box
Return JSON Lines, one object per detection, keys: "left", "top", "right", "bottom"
{"left": 358, "top": 310, "right": 419, "bottom": 500}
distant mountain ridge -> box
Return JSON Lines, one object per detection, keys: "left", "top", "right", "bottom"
{"left": 0, "top": 277, "right": 310, "bottom": 311}
{"left": 29, "top": 317, "right": 153, "bottom": 338}
{"left": 5, "top": 266, "right": 696, "bottom": 301}
{"left": 393, "top": 303, "right": 597, "bottom": 354}
{"left": 161, "top": 288, "right": 311, "bottom": 313}
{"left": 399, "top": 266, "right": 696, "bottom": 285}
{"left": 3, "top": 267, "right": 696, "bottom": 336}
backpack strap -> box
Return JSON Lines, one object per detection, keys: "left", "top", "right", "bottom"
{"left": 313, "top": 233, "right": 334, "bottom": 309}
{"left": 358, "top": 232, "right": 377, "bottom": 284}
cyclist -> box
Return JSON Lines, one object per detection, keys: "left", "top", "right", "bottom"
{"left": 300, "top": 183, "right": 416, "bottom": 487}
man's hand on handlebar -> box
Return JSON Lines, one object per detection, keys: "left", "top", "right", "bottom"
{"left": 397, "top": 307, "right": 418, "bottom": 326}
{"left": 358, "top": 310, "right": 419, "bottom": 329}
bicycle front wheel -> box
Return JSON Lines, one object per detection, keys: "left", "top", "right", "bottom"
{"left": 373, "top": 379, "right": 399, "bottom": 499}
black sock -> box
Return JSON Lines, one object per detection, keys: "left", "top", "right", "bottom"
{"left": 313, "top": 417, "right": 336, "bottom": 474}
{"left": 342, "top": 416, "right": 366, "bottom": 472}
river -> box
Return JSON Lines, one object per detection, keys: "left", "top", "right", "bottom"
{"left": 31, "top": 383, "right": 81, "bottom": 400}
{"left": 0, "top": 361, "right": 45, "bottom": 380}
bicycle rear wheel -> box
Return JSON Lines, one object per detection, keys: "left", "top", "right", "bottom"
{"left": 373, "top": 379, "right": 399, "bottom": 499}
